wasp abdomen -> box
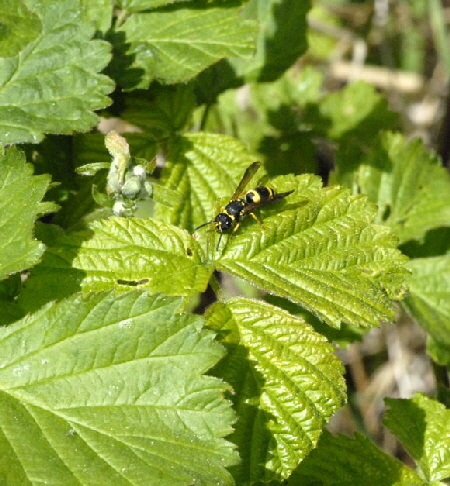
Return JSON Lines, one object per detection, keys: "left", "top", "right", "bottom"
{"left": 245, "top": 186, "right": 275, "bottom": 204}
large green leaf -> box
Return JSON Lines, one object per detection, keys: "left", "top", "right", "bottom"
{"left": 384, "top": 394, "right": 450, "bottom": 483}
{"left": 112, "top": 3, "right": 256, "bottom": 88}
{"left": 402, "top": 256, "right": 450, "bottom": 360}
{"left": 343, "top": 132, "right": 450, "bottom": 244}
{"left": 0, "top": 0, "right": 113, "bottom": 144}
{"left": 291, "top": 430, "right": 424, "bottom": 485}
{"left": 18, "top": 218, "right": 212, "bottom": 313}
{"left": 210, "top": 174, "right": 408, "bottom": 329}
{"left": 0, "top": 291, "right": 237, "bottom": 484}
{"left": 207, "top": 298, "right": 346, "bottom": 481}
{"left": 0, "top": 146, "right": 55, "bottom": 278}
{"left": 229, "top": 0, "right": 310, "bottom": 82}
{"left": 0, "top": 0, "right": 41, "bottom": 57}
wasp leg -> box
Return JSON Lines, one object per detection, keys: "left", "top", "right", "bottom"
{"left": 248, "top": 212, "right": 264, "bottom": 228}
{"left": 231, "top": 222, "right": 241, "bottom": 235}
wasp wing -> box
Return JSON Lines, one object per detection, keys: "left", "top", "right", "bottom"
{"left": 231, "top": 162, "right": 261, "bottom": 200}
{"left": 242, "top": 189, "right": 294, "bottom": 215}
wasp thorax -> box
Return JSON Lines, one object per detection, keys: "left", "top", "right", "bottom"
{"left": 224, "top": 199, "right": 246, "bottom": 218}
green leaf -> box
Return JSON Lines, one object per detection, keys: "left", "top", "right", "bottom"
{"left": 80, "top": 0, "right": 114, "bottom": 33}
{"left": 206, "top": 298, "right": 346, "bottom": 481}
{"left": 0, "top": 0, "right": 41, "bottom": 57}
{"left": 402, "top": 256, "right": 450, "bottom": 354}
{"left": 323, "top": 83, "right": 400, "bottom": 190}
{"left": 229, "top": 0, "right": 310, "bottom": 82}
{"left": 18, "top": 218, "right": 212, "bottom": 314}
{"left": 264, "top": 294, "right": 366, "bottom": 347}
{"left": 427, "top": 336, "right": 450, "bottom": 366}
{"left": 0, "top": 291, "right": 237, "bottom": 484}
{"left": 121, "top": 84, "right": 196, "bottom": 138}
{"left": 343, "top": 132, "right": 450, "bottom": 244}
{"left": 0, "top": 0, "right": 113, "bottom": 144}
{"left": 0, "top": 275, "right": 24, "bottom": 326}
{"left": 384, "top": 394, "right": 450, "bottom": 482}
{"left": 212, "top": 175, "right": 408, "bottom": 329}
{"left": 118, "top": 0, "right": 191, "bottom": 13}
{"left": 112, "top": 4, "right": 257, "bottom": 88}
{"left": 204, "top": 67, "right": 322, "bottom": 173}
{"left": 320, "top": 81, "right": 399, "bottom": 141}
{"left": 0, "top": 147, "right": 54, "bottom": 278}
{"left": 400, "top": 227, "right": 450, "bottom": 259}
{"left": 156, "top": 132, "right": 258, "bottom": 230}
{"left": 291, "top": 430, "right": 424, "bottom": 485}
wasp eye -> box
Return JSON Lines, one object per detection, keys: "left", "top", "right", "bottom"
{"left": 215, "top": 213, "right": 233, "bottom": 232}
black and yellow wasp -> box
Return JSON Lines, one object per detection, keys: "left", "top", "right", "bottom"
{"left": 194, "top": 162, "right": 294, "bottom": 250}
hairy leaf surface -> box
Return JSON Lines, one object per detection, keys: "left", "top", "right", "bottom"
{"left": 0, "top": 291, "right": 237, "bottom": 484}
{"left": 0, "top": 0, "right": 41, "bottom": 57}
{"left": 113, "top": 4, "right": 256, "bottom": 88}
{"left": 18, "top": 218, "right": 212, "bottom": 313}
{"left": 340, "top": 132, "right": 450, "bottom": 243}
{"left": 0, "top": 0, "right": 113, "bottom": 144}
{"left": 0, "top": 147, "right": 54, "bottom": 278}
{"left": 80, "top": 0, "right": 113, "bottom": 32}
{"left": 206, "top": 298, "right": 346, "bottom": 481}
{"left": 214, "top": 175, "right": 408, "bottom": 328}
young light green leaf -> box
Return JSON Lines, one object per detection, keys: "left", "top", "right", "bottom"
{"left": 384, "top": 394, "right": 450, "bottom": 482}
{"left": 206, "top": 298, "right": 346, "bottom": 481}
{"left": 113, "top": 4, "right": 256, "bottom": 88}
{"left": 229, "top": 0, "right": 310, "bottom": 82}
{"left": 291, "top": 430, "right": 424, "bottom": 485}
{"left": 214, "top": 175, "right": 408, "bottom": 329}
{"left": 0, "top": 0, "right": 113, "bottom": 144}
{"left": 0, "top": 147, "right": 55, "bottom": 278}
{"left": 18, "top": 218, "right": 212, "bottom": 314}
{"left": 347, "top": 132, "right": 450, "bottom": 244}
{"left": 0, "top": 0, "right": 41, "bottom": 57}
{"left": 155, "top": 133, "right": 258, "bottom": 230}
{"left": 402, "top": 256, "right": 450, "bottom": 352}
{"left": 0, "top": 291, "right": 237, "bottom": 485}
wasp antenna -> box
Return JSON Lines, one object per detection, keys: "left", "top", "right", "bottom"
{"left": 216, "top": 233, "right": 223, "bottom": 252}
{"left": 193, "top": 221, "right": 215, "bottom": 232}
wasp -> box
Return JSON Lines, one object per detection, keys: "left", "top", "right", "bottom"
{"left": 194, "top": 162, "right": 294, "bottom": 250}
